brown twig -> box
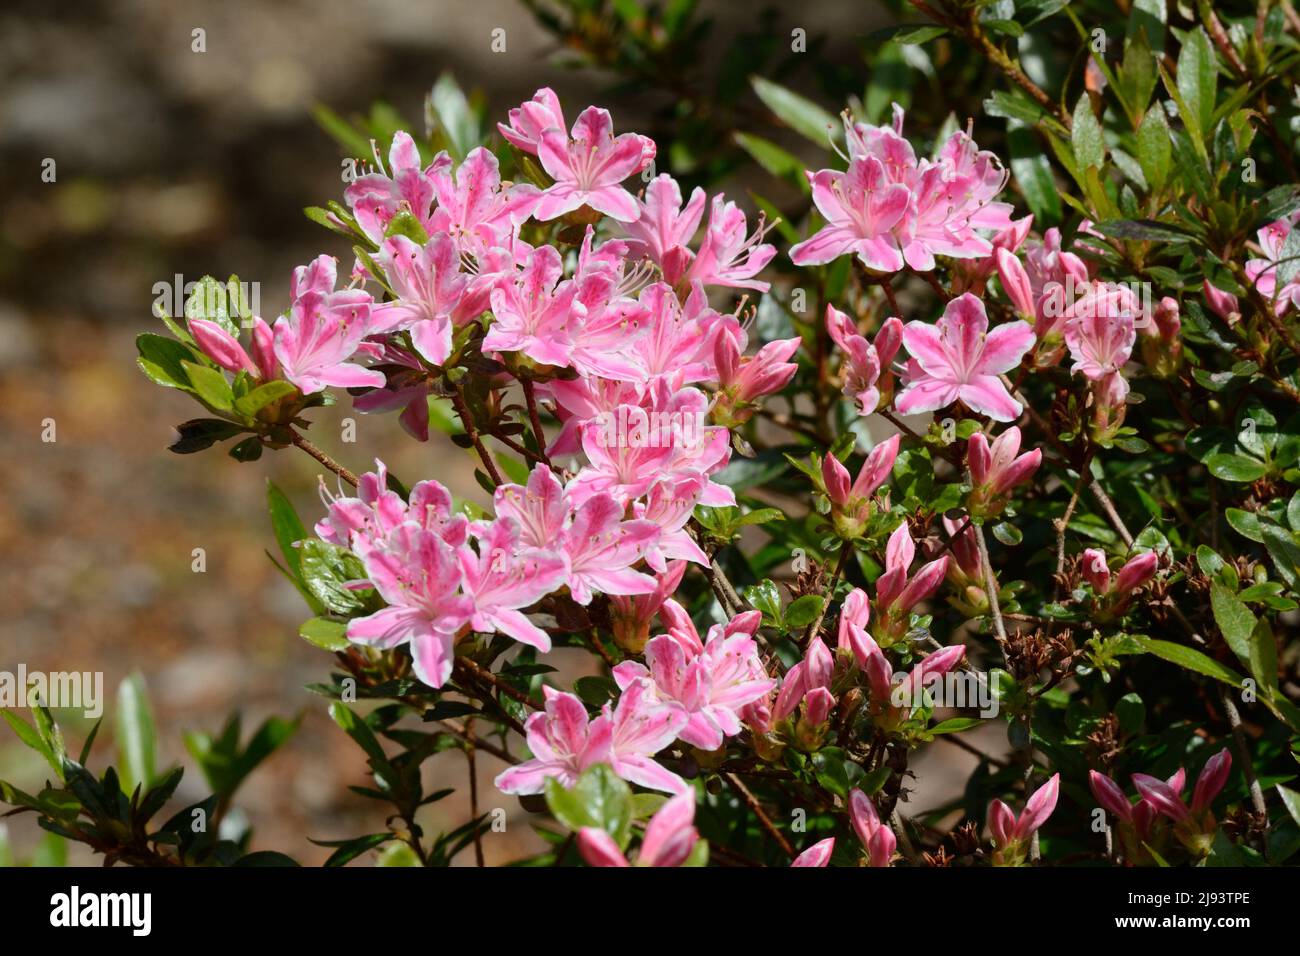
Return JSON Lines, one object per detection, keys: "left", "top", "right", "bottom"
{"left": 289, "top": 430, "right": 358, "bottom": 487}
{"left": 723, "top": 771, "right": 796, "bottom": 860}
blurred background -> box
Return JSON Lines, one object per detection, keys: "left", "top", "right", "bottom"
{"left": 0, "top": 0, "right": 1010, "bottom": 864}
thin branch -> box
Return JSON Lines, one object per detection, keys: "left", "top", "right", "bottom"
{"left": 723, "top": 771, "right": 796, "bottom": 860}
{"left": 290, "top": 430, "right": 358, "bottom": 487}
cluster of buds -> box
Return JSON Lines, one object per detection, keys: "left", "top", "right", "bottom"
{"left": 988, "top": 773, "right": 1060, "bottom": 866}
{"left": 821, "top": 434, "right": 901, "bottom": 539}
{"left": 772, "top": 637, "right": 836, "bottom": 751}
{"left": 1080, "top": 548, "right": 1159, "bottom": 619}
{"left": 1138, "top": 297, "right": 1182, "bottom": 380}
{"left": 1090, "top": 749, "right": 1232, "bottom": 862}
{"left": 966, "top": 427, "right": 1041, "bottom": 520}
{"left": 849, "top": 788, "right": 897, "bottom": 867}
{"left": 941, "top": 514, "right": 989, "bottom": 616}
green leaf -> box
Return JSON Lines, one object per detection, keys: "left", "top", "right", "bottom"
{"left": 785, "top": 594, "right": 825, "bottom": 630}
{"left": 1225, "top": 507, "right": 1265, "bottom": 543}
{"left": 743, "top": 579, "right": 783, "bottom": 627}
{"left": 1261, "top": 522, "right": 1300, "bottom": 591}
{"left": 1134, "top": 636, "right": 1244, "bottom": 688}
{"left": 544, "top": 765, "right": 633, "bottom": 848}
{"left": 1135, "top": 105, "right": 1172, "bottom": 194}
{"left": 734, "top": 132, "right": 809, "bottom": 193}
{"left": 300, "top": 540, "right": 370, "bottom": 614}
{"left": 234, "top": 380, "right": 297, "bottom": 418}
{"left": 136, "top": 333, "right": 198, "bottom": 390}
{"left": 1175, "top": 27, "right": 1217, "bottom": 138}
{"left": 182, "top": 361, "right": 234, "bottom": 411}
{"left": 1209, "top": 581, "right": 1256, "bottom": 663}
{"left": 116, "top": 673, "right": 156, "bottom": 794}
{"left": 1115, "top": 693, "right": 1146, "bottom": 734}
{"left": 811, "top": 749, "right": 865, "bottom": 798}
{"left": 1204, "top": 453, "right": 1266, "bottom": 483}
{"left": 267, "top": 480, "right": 309, "bottom": 581}
{"left": 184, "top": 276, "right": 238, "bottom": 336}
{"left": 750, "top": 76, "right": 839, "bottom": 146}
{"left": 1249, "top": 616, "right": 1278, "bottom": 692}
{"left": 1277, "top": 785, "right": 1300, "bottom": 829}
{"left": 299, "top": 616, "right": 349, "bottom": 651}
{"left": 168, "top": 418, "right": 246, "bottom": 454}
{"left": 1, "top": 711, "right": 62, "bottom": 778}
{"left": 427, "top": 73, "right": 480, "bottom": 160}
{"left": 1071, "top": 94, "right": 1105, "bottom": 172}
{"left": 1008, "top": 121, "right": 1061, "bottom": 225}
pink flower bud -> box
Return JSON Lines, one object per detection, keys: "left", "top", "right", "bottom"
{"left": 637, "top": 790, "right": 699, "bottom": 867}
{"left": 1089, "top": 771, "right": 1133, "bottom": 822}
{"left": 1190, "top": 749, "right": 1232, "bottom": 815}
{"left": 996, "top": 248, "right": 1035, "bottom": 317}
{"left": 822, "top": 453, "right": 852, "bottom": 506}
{"left": 791, "top": 837, "right": 835, "bottom": 867}
{"left": 577, "top": 828, "right": 630, "bottom": 867}
{"left": 1081, "top": 548, "right": 1111, "bottom": 594}
{"left": 852, "top": 433, "right": 901, "bottom": 499}
{"left": 1132, "top": 774, "right": 1190, "bottom": 823}
{"left": 190, "top": 318, "right": 259, "bottom": 377}
{"left": 1114, "top": 551, "right": 1158, "bottom": 596}
{"left": 1203, "top": 280, "right": 1240, "bottom": 325}
{"left": 803, "top": 686, "right": 834, "bottom": 725}
{"left": 804, "top": 637, "right": 834, "bottom": 691}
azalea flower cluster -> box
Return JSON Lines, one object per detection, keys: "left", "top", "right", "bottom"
{"left": 131, "top": 78, "right": 1258, "bottom": 871}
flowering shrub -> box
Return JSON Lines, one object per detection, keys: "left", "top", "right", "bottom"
{"left": 7, "top": 0, "right": 1300, "bottom": 869}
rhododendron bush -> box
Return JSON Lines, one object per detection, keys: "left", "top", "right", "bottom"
{"left": 10, "top": 0, "right": 1300, "bottom": 871}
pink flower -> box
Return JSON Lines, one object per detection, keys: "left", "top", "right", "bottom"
{"left": 689, "top": 194, "right": 776, "bottom": 291}
{"left": 836, "top": 587, "right": 872, "bottom": 661}
{"left": 484, "top": 245, "right": 578, "bottom": 369}
{"left": 494, "top": 687, "right": 613, "bottom": 795}
{"left": 342, "top": 131, "right": 444, "bottom": 245}
{"left": 495, "top": 681, "right": 687, "bottom": 796}
{"left": 428, "top": 146, "right": 539, "bottom": 257}
{"left": 1245, "top": 214, "right": 1300, "bottom": 312}
{"left": 951, "top": 215, "right": 1033, "bottom": 292}
{"left": 492, "top": 464, "right": 661, "bottom": 605}
{"left": 1132, "top": 749, "right": 1232, "bottom": 824}
{"left": 578, "top": 789, "right": 699, "bottom": 867}
{"left": 622, "top": 282, "right": 718, "bottom": 385}
{"left": 996, "top": 248, "right": 1036, "bottom": 318}
{"left": 613, "top": 610, "right": 775, "bottom": 751}
{"left": 316, "top": 460, "right": 467, "bottom": 551}
{"left": 826, "top": 306, "right": 902, "bottom": 415}
{"left": 497, "top": 87, "right": 565, "bottom": 156}
{"left": 849, "top": 789, "right": 897, "bottom": 867}
{"left": 1062, "top": 285, "right": 1137, "bottom": 382}
{"left": 605, "top": 678, "right": 691, "bottom": 793}
{"left": 347, "top": 525, "right": 474, "bottom": 689}
{"left": 571, "top": 383, "right": 734, "bottom": 509}
{"left": 791, "top": 837, "right": 835, "bottom": 867}
{"left": 273, "top": 256, "right": 385, "bottom": 394}
{"left": 534, "top": 106, "right": 656, "bottom": 223}
{"left": 633, "top": 476, "right": 711, "bottom": 572}
{"left": 789, "top": 155, "right": 910, "bottom": 271}
{"left": 967, "top": 426, "right": 1041, "bottom": 517}
{"left": 623, "top": 174, "right": 706, "bottom": 286}
{"left": 898, "top": 127, "right": 1013, "bottom": 270}
{"left": 458, "top": 517, "right": 567, "bottom": 652}
{"left": 989, "top": 773, "right": 1060, "bottom": 865}
{"left": 895, "top": 293, "right": 1034, "bottom": 422}
{"left": 371, "top": 234, "right": 486, "bottom": 366}
{"left": 563, "top": 493, "right": 661, "bottom": 605}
